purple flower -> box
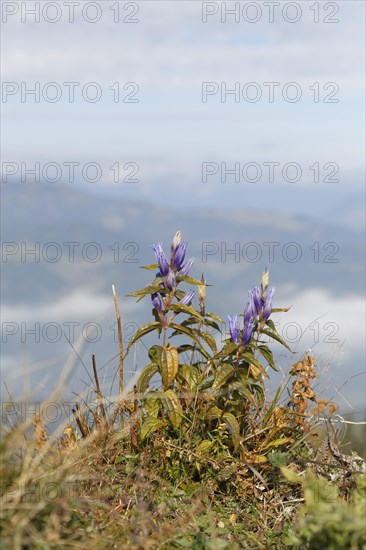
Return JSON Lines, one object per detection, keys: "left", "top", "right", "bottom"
{"left": 153, "top": 243, "right": 169, "bottom": 277}
{"left": 180, "top": 290, "right": 195, "bottom": 306}
{"left": 228, "top": 315, "right": 239, "bottom": 344}
{"left": 242, "top": 318, "right": 255, "bottom": 347}
{"left": 173, "top": 241, "right": 187, "bottom": 270}
{"left": 262, "top": 286, "right": 275, "bottom": 322}
{"left": 179, "top": 257, "right": 194, "bottom": 276}
{"left": 165, "top": 269, "right": 176, "bottom": 290}
{"left": 252, "top": 286, "right": 263, "bottom": 315}
{"left": 244, "top": 290, "right": 257, "bottom": 325}
{"left": 151, "top": 293, "right": 162, "bottom": 312}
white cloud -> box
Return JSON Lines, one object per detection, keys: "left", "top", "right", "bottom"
{"left": 276, "top": 287, "right": 365, "bottom": 360}
{"left": 1, "top": 288, "right": 137, "bottom": 323}
{"left": 2, "top": 1, "right": 364, "bottom": 91}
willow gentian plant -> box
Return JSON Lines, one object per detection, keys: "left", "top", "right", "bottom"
{"left": 125, "top": 231, "right": 290, "bottom": 448}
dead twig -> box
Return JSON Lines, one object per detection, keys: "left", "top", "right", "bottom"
{"left": 112, "top": 284, "right": 124, "bottom": 426}
{"left": 91, "top": 354, "right": 108, "bottom": 428}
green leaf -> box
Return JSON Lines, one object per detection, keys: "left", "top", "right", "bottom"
{"left": 125, "top": 322, "right": 161, "bottom": 355}
{"left": 159, "top": 345, "right": 179, "bottom": 390}
{"left": 262, "top": 327, "right": 292, "bottom": 352}
{"left": 177, "top": 275, "right": 207, "bottom": 286}
{"left": 127, "top": 283, "right": 162, "bottom": 297}
{"left": 202, "top": 319, "right": 222, "bottom": 334}
{"left": 174, "top": 289, "right": 186, "bottom": 301}
{"left": 251, "top": 383, "right": 265, "bottom": 407}
{"left": 197, "top": 330, "right": 217, "bottom": 353}
{"left": 230, "top": 380, "right": 256, "bottom": 406}
{"left": 148, "top": 345, "right": 162, "bottom": 363}
{"left": 140, "top": 417, "right": 164, "bottom": 440}
{"left": 163, "top": 389, "right": 183, "bottom": 429}
{"left": 176, "top": 343, "right": 196, "bottom": 354}
{"left": 169, "top": 303, "right": 204, "bottom": 322}
{"left": 140, "top": 263, "right": 159, "bottom": 271}
{"left": 205, "top": 312, "right": 224, "bottom": 324}
{"left": 177, "top": 364, "right": 200, "bottom": 391}
{"left": 169, "top": 324, "right": 210, "bottom": 359}
{"left": 205, "top": 405, "right": 223, "bottom": 421}
{"left": 178, "top": 320, "right": 218, "bottom": 351}
{"left": 212, "top": 364, "right": 235, "bottom": 391}
{"left": 230, "top": 380, "right": 258, "bottom": 406}
{"left": 240, "top": 352, "right": 269, "bottom": 378}
{"left": 257, "top": 345, "right": 276, "bottom": 370}
{"left": 137, "top": 363, "right": 159, "bottom": 393}
{"left": 272, "top": 306, "right": 291, "bottom": 313}
{"left": 223, "top": 412, "right": 241, "bottom": 450}
{"left": 196, "top": 440, "right": 214, "bottom": 456}
{"left": 214, "top": 342, "right": 239, "bottom": 359}
{"left": 145, "top": 393, "right": 160, "bottom": 418}
{"left": 261, "top": 437, "right": 294, "bottom": 451}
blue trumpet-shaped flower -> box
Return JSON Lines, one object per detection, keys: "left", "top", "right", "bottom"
{"left": 153, "top": 243, "right": 169, "bottom": 277}
{"left": 179, "top": 257, "right": 194, "bottom": 276}
{"left": 151, "top": 293, "right": 162, "bottom": 312}
{"left": 252, "top": 286, "right": 263, "bottom": 315}
{"left": 244, "top": 290, "right": 257, "bottom": 325}
{"left": 228, "top": 314, "right": 239, "bottom": 344}
{"left": 173, "top": 241, "right": 187, "bottom": 270}
{"left": 180, "top": 290, "right": 195, "bottom": 306}
{"left": 262, "top": 286, "right": 275, "bottom": 322}
{"left": 242, "top": 317, "right": 255, "bottom": 347}
{"left": 245, "top": 280, "right": 275, "bottom": 323}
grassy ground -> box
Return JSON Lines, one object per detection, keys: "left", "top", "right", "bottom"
{"left": 1, "top": 385, "right": 365, "bottom": 550}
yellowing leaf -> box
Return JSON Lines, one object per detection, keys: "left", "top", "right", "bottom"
{"left": 223, "top": 412, "right": 241, "bottom": 450}
{"left": 159, "top": 346, "right": 179, "bottom": 390}
{"left": 205, "top": 405, "right": 223, "bottom": 421}
{"left": 248, "top": 455, "right": 268, "bottom": 463}
{"left": 261, "top": 437, "right": 295, "bottom": 451}
{"left": 140, "top": 417, "right": 164, "bottom": 440}
{"left": 163, "top": 389, "right": 183, "bottom": 429}
{"left": 145, "top": 393, "right": 160, "bottom": 418}
{"left": 212, "top": 364, "right": 235, "bottom": 392}
{"left": 125, "top": 322, "right": 161, "bottom": 355}
{"left": 196, "top": 440, "right": 213, "bottom": 456}
{"left": 137, "top": 363, "right": 159, "bottom": 393}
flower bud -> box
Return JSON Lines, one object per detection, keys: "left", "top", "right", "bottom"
{"left": 151, "top": 293, "right": 162, "bottom": 312}
{"left": 198, "top": 273, "right": 206, "bottom": 302}
{"left": 171, "top": 230, "right": 182, "bottom": 255}
{"left": 261, "top": 268, "right": 269, "bottom": 299}
{"left": 166, "top": 270, "right": 176, "bottom": 290}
